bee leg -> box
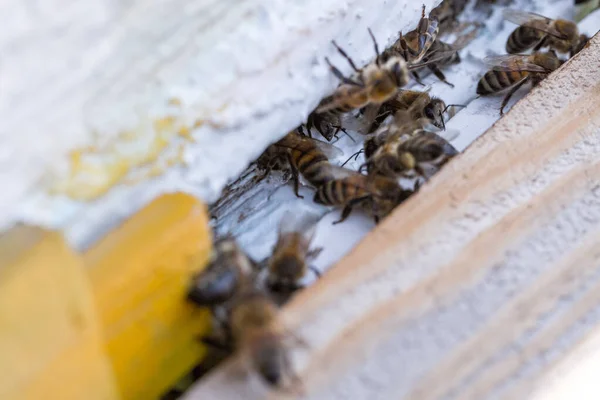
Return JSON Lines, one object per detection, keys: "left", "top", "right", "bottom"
{"left": 428, "top": 64, "right": 454, "bottom": 87}
{"left": 331, "top": 40, "right": 361, "bottom": 72}
{"left": 325, "top": 57, "right": 363, "bottom": 87}
{"left": 307, "top": 246, "right": 324, "bottom": 260}
{"left": 199, "top": 335, "right": 233, "bottom": 353}
{"left": 533, "top": 36, "right": 547, "bottom": 52}
{"left": 333, "top": 205, "right": 353, "bottom": 225}
{"left": 308, "top": 265, "right": 322, "bottom": 278}
{"left": 287, "top": 156, "right": 304, "bottom": 199}
{"left": 411, "top": 71, "right": 426, "bottom": 86}
{"left": 500, "top": 78, "right": 528, "bottom": 116}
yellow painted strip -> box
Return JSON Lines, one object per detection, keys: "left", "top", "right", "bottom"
{"left": 85, "top": 193, "right": 212, "bottom": 400}
{"left": 0, "top": 226, "right": 119, "bottom": 400}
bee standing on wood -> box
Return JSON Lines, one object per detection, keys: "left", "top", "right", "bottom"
{"left": 313, "top": 166, "right": 413, "bottom": 224}
{"left": 363, "top": 130, "right": 458, "bottom": 180}
{"left": 258, "top": 130, "right": 342, "bottom": 198}
{"left": 504, "top": 9, "right": 588, "bottom": 57}
{"left": 217, "top": 289, "right": 306, "bottom": 391}
{"left": 316, "top": 28, "right": 418, "bottom": 116}
{"left": 364, "top": 89, "right": 450, "bottom": 133}
{"left": 430, "top": 0, "right": 470, "bottom": 34}
{"left": 267, "top": 211, "right": 323, "bottom": 293}
{"left": 411, "top": 23, "right": 481, "bottom": 87}
{"left": 476, "top": 51, "right": 563, "bottom": 115}
{"left": 304, "top": 110, "right": 347, "bottom": 142}
{"left": 187, "top": 236, "right": 255, "bottom": 307}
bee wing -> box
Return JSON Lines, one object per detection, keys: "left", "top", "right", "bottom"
{"left": 502, "top": 9, "right": 565, "bottom": 38}
{"left": 418, "top": 131, "right": 459, "bottom": 156}
{"left": 324, "top": 164, "right": 367, "bottom": 180}
{"left": 277, "top": 132, "right": 343, "bottom": 159}
{"left": 277, "top": 209, "right": 320, "bottom": 239}
{"left": 315, "top": 84, "right": 365, "bottom": 114}
{"left": 483, "top": 55, "right": 548, "bottom": 73}
{"left": 450, "top": 26, "right": 481, "bottom": 51}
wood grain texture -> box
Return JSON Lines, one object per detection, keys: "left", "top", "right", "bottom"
{"left": 84, "top": 193, "right": 212, "bottom": 400}
{"left": 185, "top": 34, "right": 600, "bottom": 399}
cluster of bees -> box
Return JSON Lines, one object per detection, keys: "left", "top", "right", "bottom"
{"left": 181, "top": 0, "right": 591, "bottom": 395}
{"left": 478, "top": 8, "right": 589, "bottom": 114}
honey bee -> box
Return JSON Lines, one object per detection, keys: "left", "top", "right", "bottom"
{"left": 503, "top": 9, "right": 588, "bottom": 57}
{"left": 396, "top": 5, "right": 440, "bottom": 64}
{"left": 316, "top": 29, "right": 412, "bottom": 115}
{"left": 267, "top": 211, "right": 323, "bottom": 293}
{"left": 304, "top": 110, "right": 346, "bottom": 142}
{"left": 477, "top": 51, "right": 563, "bottom": 115}
{"left": 365, "top": 89, "right": 450, "bottom": 133}
{"left": 430, "top": 0, "right": 470, "bottom": 34}
{"left": 414, "top": 23, "right": 481, "bottom": 87}
{"left": 187, "top": 236, "right": 255, "bottom": 307}
{"left": 363, "top": 130, "right": 459, "bottom": 180}
{"left": 259, "top": 130, "right": 342, "bottom": 197}
{"left": 229, "top": 290, "right": 304, "bottom": 389}
{"left": 313, "top": 166, "right": 414, "bottom": 224}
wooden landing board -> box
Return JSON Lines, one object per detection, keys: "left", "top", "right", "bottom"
{"left": 85, "top": 193, "right": 212, "bottom": 400}
{"left": 0, "top": 226, "right": 119, "bottom": 400}
{"left": 185, "top": 34, "right": 600, "bottom": 399}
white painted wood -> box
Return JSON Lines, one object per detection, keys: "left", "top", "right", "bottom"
{"left": 1, "top": 0, "right": 440, "bottom": 237}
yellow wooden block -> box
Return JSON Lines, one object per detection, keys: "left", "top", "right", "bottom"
{"left": 0, "top": 226, "right": 120, "bottom": 400}
{"left": 85, "top": 193, "right": 212, "bottom": 400}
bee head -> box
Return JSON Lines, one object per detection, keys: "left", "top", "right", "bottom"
{"left": 423, "top": 99, "right": 447, "bottom": 129}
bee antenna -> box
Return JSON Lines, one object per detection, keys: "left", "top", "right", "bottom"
{"left": 439, "top": 111, "right": 446, "bottom": 131}
{"left": 442, "top": 104, "right": 467, "bottom": 114}
{"left": 342, "top": 149, "right": 363, "bottom": 167}
{"left": 339, "top": 127, "right": 356, "bottom": 143}
{"left": 368, "top": 28, "right": 381, "bottom": 66}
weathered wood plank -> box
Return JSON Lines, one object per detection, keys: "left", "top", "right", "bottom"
{"left": 185, "top": 34, "right": 600, "bottom": 399}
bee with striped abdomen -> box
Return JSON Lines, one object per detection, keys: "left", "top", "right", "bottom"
{"left": 476, "top": 51, "right": 563, "bottom": 115}
{"left": 430, "top": 0, "right": 470, "bottom": 34}
{"left": 364, "top": 89, "right": 450, "bottom": 133}
{"left": 313, "top": 166, "right": 413, "bottom": 224}
{"left": 363, "top": 130, "right": 458, "bottom": 180}
{"left": 316, "top": 29, "right": 416, "bottom": 115}
{"left": 228, "top": 290, "right": 305, "bottom": 390}
{"left": 259, "top": 130, "right": 342, "bottom": 197}
{"left": 267, "top": 211, "right": 322, "bottom": 293}
{"left": 504, "top": 9, "right": 588, "bottom": 57}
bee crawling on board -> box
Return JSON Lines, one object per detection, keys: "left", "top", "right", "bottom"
{"left": 200, "top": 288, "right": 307, "bottom": 392}
{"left": 503, "top": 9, "right": 589, "bottom": 57}
{"left": 257, "top": 129, "right": 343, "bottom": 197}
{"left": 230, "top": 290, "right": 306, "bottom": 391}
{"left": 477, "top": 51, "right": 564, "bottom": 115}
{"left": 315, "top": 26, "right": 446, "bottom": 117}
{"left": 430, "top": 0, "right": 470, "bottom": 34}
{"left": 362, "top": 88, "right": 462, "bottom": 134}
{"left": 266, "top": 210, "right": 323, "bottom": 294}
{"left": 304, "top": 110, "right": 351, "bottom": 142}
{"left": 187, "top": 236, "right": 256, "bottom": 308}
{"left": 361, "top": 127, "right": 459, "bottom": 182}
{"left": 313, "top": 165, "right": 414, "bottom": 224}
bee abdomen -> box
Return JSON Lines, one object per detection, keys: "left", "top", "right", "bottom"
{"left": 506, "top": 27, "right": 544, "bottom": 54}
{"left": 477, "top": 70, "right": 526, "bottom": 95}
{"left": 301, "top": 160, "right": 334, "bottom": 187}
